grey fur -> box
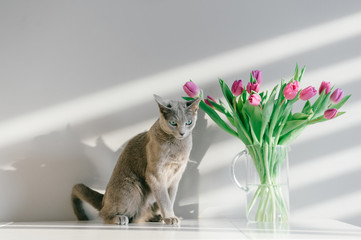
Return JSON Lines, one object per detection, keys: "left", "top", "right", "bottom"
{"left": 71, "top": 95, "right": 200, "bottom": 225}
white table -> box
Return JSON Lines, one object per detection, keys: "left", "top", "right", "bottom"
{"left": 1, "top": 219, "right": 361, "bottom": 239}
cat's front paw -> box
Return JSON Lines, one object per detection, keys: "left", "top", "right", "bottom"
{"left": 162, "top": 216, "right": 180, "bottom": 226}
{"left": 116, "top": 215, "right": 129, "bottom": 225}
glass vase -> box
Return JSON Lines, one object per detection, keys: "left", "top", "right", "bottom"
{"left": 231, "top": 144, "right": 289, "bottom": 223}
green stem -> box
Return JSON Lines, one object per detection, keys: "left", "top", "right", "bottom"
{"left": 247, "top": 185, "right": 262, "bottom": 216}
{"left": 246, "top": 145, "right": 289, "bottom": 223}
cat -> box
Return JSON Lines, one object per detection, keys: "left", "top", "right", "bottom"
{"left": 71, "top": 95, "right": 201, "bottom": 225}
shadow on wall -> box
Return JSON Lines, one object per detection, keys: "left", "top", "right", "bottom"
{"left": 174, "top": 111, "right": 213, "bottom": 219}
{"left": 0, "top": 126, "right": 119, "bottom": 221}
{"left": 0, "top": 110, "right": 213, "bottom": 222}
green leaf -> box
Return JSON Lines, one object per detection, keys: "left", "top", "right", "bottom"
{"left": 208, "top": 99, "right": 235, "bottom": 126}
{"left": 277, "top": 79, "right": 287, "bottom": 105}
{"left": 199, "top": 101, "right": 238, "bottom": 138}
{"left": 312, "top": 90, "right": 325, "bottom": 110}
{"left": 259, "top": 91, "right": 265, "bottom": 99}
{"left": 331, "top": 94, "right": 351, "bottom": 110}
{"left": 235, "top": 97, "right": 249, "bottom": 132}
{"left": 312, "top": 91, "right": 331, "bottom": 119}
{"left": 242, "top": 90, "right": 248, "bottom": 103}
{"left": 248, "top": 120, "right": 260, "bottom": 145}
{"left": 234, "top": 118, "right": 252, "bottom": 145}
{"left": 219, "top": 78, "right": 234, "bottom": 108}
{"left": 299, "top": 65, "right": 306, "bottom": 82}
{"left": 243, "top": 102, "right": 263, "bottom": 142}
{"left": 260, "top": 84, "right": 278, "bottom": 143}
{"left": 278, "top": 124, "right": 307, "bottom": 145}
{"left": 292, "top": 112, "right": 309, "bottom": 120}
{"left": 280, "top": 119, "right": 308, "bottom": 136}
{"left": 302, "top": 100, "right": 312, "bottom": 114}
{"left": 235, "top": 97, "right": 243, "bottom": 114}
{"left": 294, "top": 63, "right": 299, "bottom": 81}
{"left": 183, "top": 96, "right": 195, "bottom": 101}
{"left": 274, "top": 103, "right": 293, "bottom": 143}
{"left": 269, "top": 79, "right": 287, "bottom": 134}
{"left": 208, "top": 99, "right": 231, "bottom": 117}
{"left": 250, "top": 72, "right": 256, "bottom": 83}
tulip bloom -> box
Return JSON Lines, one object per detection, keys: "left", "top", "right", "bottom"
{"left": 319, "top": 81, "right": 331, "bottom": 95}
{"left": 249, "top": 93, "right": 262, "bottom": 106}
{"left": 183, "top": 81, "right": 200, "bottom": 98}
{"left": 324, "top": 108, "right": 338, "bottom": 120}
{"left": 231, "top": 80, "right": 244, "bottom": 96}
{"left": 330, "top": 88, "right": 344, "bottom": 104}
{"left": 283, "top": 81, "right": 299, "bottom": 100}
{"left": 204, "top": 96, "right": 216, "bottom": 108}
{"left": 252, "top": 70, "right": 262, "bottom": 84}
{"left": 247, "top": 82, "right": 260, "bottom": 94}
{"left": 299, "top": 86, "right": 317, "bottom": 101}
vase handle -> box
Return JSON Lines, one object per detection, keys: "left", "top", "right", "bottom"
{"left": 231, "top": 150, "right": 249, "bottom": 192}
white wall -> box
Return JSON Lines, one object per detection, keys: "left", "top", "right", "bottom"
{"left": 1, "top": 0, "right": 361, "bottom": 226}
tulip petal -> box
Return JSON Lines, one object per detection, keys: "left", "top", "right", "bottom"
{"left": 324, "top": 108, "right": 338, "bottom": 119}
{"left": 331, "top": 94, "right": 351, "bottom": 110}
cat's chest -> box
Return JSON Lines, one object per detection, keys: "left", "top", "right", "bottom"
{"left": 160, "top": 144, "right": 189, "bottom": 163}
{"left": 159, "top": 142, "right": 190, "bottom": 175}
{"left": 160, "top": 139, "right": 191, "bottom": 159}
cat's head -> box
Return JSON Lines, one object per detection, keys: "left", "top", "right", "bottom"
{"left": 154, "top": 94, "right": 201, "bottom": 140}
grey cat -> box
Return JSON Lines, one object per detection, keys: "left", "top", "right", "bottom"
{"left": 71, "top": 95, "right": 200, "bottom": 225}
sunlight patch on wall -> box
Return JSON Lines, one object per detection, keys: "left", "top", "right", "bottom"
{"left": 0, "top": 161, "right": 17, "bottom": 171}
{"left": 301, "top": 56, "right": 361, "bottom": 85}
{"left": 292, "top": 190, "right": 361, "bottom": 220}
{"left": 198, "top": 138, "right": 241, "bottom": 172}
{"left": 290, "top": 146, "right": 361, "bottom": 190}
{"left": 1, "top": 12, "right": 361, "bottom": 148}
{"left": 81, "top": 118, "right": 157, "bottom": 152}
{"left": 199, "top": 185, "right": 244, "bottom": 218}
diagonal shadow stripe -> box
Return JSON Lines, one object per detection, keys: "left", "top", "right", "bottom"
{"left": 290, "top": 123, "right": 361, "bottom": 167}
{"left": 290, "top": 167, "right": 361, "bottom": 209}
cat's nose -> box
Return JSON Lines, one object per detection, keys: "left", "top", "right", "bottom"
{"left": 179, "top": 132, "right": 185, "bottom": 136}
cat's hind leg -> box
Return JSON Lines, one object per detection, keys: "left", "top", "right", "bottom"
{"left": 99, "top": 181, "right": 143, "bottom": 225}
{"left": 148, "top": 202, "right": 162, "bottom": 222}
{"left": 132, "top": 201, "right": 162, "bottom": 223}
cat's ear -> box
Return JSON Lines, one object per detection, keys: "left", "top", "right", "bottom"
{"left": 154, "top": 94, "right": 172, "bottom": 115}
{"left": 186, "top": 98, "right": 201, "bottom": 113}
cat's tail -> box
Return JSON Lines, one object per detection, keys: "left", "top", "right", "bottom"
{"left": 71, "top": 183, "right": 104, "bottom": 221}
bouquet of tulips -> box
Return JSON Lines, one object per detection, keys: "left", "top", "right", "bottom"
{"left": 182, "top": 64, "right": 350, "bottom": 222}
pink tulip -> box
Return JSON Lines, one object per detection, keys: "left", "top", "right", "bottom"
{"left": 183, "top": 81, "right": 200, "bottom": 98}
{"left": 299, "top": 86, "right": 317, "bottom": 101}
{"left": 247, "top": 82, "right": 260, "bottom": 94}
{"left": 283, "top": 81, "right": 300, "bottom": 100}
{"left": 324, "top": 108, "right": 338, "bottom": 120}
{"left": 252, "top": 70, "right": 262, "bottom": 84}
{"left": 204, "top": 96, "right": 216, "bottom": 108}
{"left": 249, "top": 93, "right": 262, "bottom": 106}
{"left": 330, "top": 88, "right": 344, "bottom": 104}
{"left": 319, "top": 81, "right": 331, "bottom": 95}
{"left": 231, "top": 80, "right": 244, "bottom": 96}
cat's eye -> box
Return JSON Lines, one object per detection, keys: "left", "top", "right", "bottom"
{"left": 186, "top": 120, "right": 192, "bottom": 125}
{"left": 169, "top": 121, "right": 177, "bottom": 126}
